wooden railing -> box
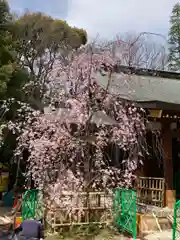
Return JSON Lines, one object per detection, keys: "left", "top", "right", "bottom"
{"left": 46, "top": 177, "right": 166, "bottom": 230}
{"left": 46, "top": 191, "right": 113, "bottom": 229}
{"left": 136, "top": 177, "right": 165, "bottom": 207}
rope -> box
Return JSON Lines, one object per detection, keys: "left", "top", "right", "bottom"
{"left": 13, "top": 156, "right": 21, "bottom": 192}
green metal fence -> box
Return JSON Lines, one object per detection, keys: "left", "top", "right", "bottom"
{"left": 22, "top": 189, "right": 44, "bottom": 221}
{"left": 113, "top": 189, "right": 137, "bottom": 239}
{"left": 173, "top": 200, "right": 180, "bottom": 240}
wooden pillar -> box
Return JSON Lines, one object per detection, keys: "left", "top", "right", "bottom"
{"left": 162, "top": 119, "right": 176, "bottom": 208}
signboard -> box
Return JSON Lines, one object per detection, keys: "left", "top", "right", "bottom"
{"left": 148, "top": 109, "right": 162, "bottom": 118}
{"left": 0, "top": 172, "right": 9, "bottom": 192}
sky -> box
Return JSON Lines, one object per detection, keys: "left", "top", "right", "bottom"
{"left": 8, "top": 0, "right": 179, "bottom": 41}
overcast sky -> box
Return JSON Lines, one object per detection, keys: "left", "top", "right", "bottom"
{"left": 8, "top": 0, "right": 178, "bottom": 40}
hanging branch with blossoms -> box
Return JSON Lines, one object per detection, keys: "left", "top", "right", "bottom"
{"left": 7, "top": 46, "right": 147, "bottom": 201}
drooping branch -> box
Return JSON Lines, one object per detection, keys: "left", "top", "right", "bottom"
{"left": 7, "top": 47, "right": 147, "bottom": 196}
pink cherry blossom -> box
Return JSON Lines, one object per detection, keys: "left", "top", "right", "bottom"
{"left": 7, "top": 48, "right": 147, "bottom": 210}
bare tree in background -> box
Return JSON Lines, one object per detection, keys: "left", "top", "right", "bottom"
{"left": 101, "top": 32, "right": 168, "bottom": 70}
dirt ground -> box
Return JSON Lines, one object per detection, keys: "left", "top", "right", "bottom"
{"left": 46, "top": 229, "right": 173, "bottom": 240}
{"left": 46, "top": 229, "right": 130, "bottom": 240}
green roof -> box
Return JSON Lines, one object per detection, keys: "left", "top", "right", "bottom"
{"left": 96, "top": 72, "right": 180, "bottom": 105}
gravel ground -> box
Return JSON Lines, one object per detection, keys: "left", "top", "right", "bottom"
{"left": 0, "top": 231, "right": 15, "bottom": 240}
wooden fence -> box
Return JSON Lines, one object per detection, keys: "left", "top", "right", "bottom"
{"left": 136, "top": 177, "right": 165, "bottom": 207}
{"left": 46, "top": 191, "right": 113, "bottom": 230}
{"left": 46, "top": 177, "right": 166, "bottom": 230}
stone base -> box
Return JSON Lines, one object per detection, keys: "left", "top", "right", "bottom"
{"left": 144, "top": 230, "right": 172, "bottom": 240}
{"left": 137, "top": 213, "right": 172, "bottom": 237}
{"left": 165, "top": 190, "right": 176, "bottom": 208}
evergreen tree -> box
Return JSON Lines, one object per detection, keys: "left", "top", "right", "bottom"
{"left": 0, "top": 0, "right": 29, "bottom": 101}
{"left": 168, "top": 3, "right": 180, "bottom": 71}
{"left": 0, "top": 0, "right": 29, "bottom": 175}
